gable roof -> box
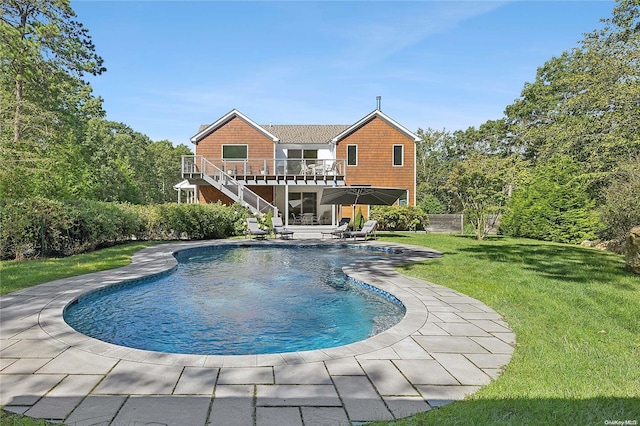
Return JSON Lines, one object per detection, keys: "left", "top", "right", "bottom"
{"left": 190, "top": 109, "right": 279, "bottom": 144}
{"left": 264, "top": 124, "right": 350, "bottom": 144}
{"left": 191, "top": 108, "right": 419, "bottom": 145}
{"left": 332, "top": 109, "right": 420, "bottom": 143}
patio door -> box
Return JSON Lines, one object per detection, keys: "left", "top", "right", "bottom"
{"left": 289, "top": 192, "right": 318, "bottom": 221}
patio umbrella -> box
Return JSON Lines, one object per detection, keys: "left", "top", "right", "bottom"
{"left": 320, "top": 186, "right": 406, "bottom": 206}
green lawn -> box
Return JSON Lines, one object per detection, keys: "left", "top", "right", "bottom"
{"left": 0, "top": 242, "right": 159, "bottom": 296}
{"left": 1, "top": 235, "right": 638, "bottom": 425}
{"left": 373, "top": 233, "right": 640, "bottom": 425}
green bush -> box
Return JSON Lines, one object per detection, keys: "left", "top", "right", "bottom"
{"left": 500, "top": 156, "right": 600, "bottom": 244}
{"left": 0, "top": 199, "right": 250, "bottom": 260}
{"left": 370, "top": 205, "right": 429, "bottom": 231}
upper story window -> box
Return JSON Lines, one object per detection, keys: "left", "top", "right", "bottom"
{"left": 288, "top": 149, "right": 318, "bottom": 162}
{"left": 347, "top": 145, "right": 357, "bottom": 166}
{"left": 222, "top": 144, "right": 248, "bottom": 159}
{"left": 393, "top": 145, "right": 404, "bottom": 166}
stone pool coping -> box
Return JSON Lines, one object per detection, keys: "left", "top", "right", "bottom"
{"left": 0, "top": 238, "right": 515, "bottom": 425}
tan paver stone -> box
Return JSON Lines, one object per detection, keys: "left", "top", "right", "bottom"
{"left": 92, "top": 360, "right": 183, "bottom": 395}
{"left": 456, "top": 311, "right": 503, "bottom": 320}
{"left": 465, "top": 353, "right": 512, "bottom": 369}
{"left": 358, "top": 360, "right": 420, "bottom": 396}
{"left": 332, "top": 376, "right": 393, "bottom": 422}
{"left": 355, "top": 347, "right": 399, "bottom": 360}
{"left": 221, "top": 354, "right": 258, "bottom": 367}
{"left": 430, "top": 312, "right": 466, "bottom": 322}
{"left": 0, "top": 358, "right": 18, "bottom": 371}
{"left": 416, "top": 385, "right": 480, "bottom": 407}
{"left": 491, "top": 332, "right": 517, "bottom": 345}
{"left": 468, "top": 319, "right": 512, "bottom": 333}
{"left": 393, "top": 360, "right": 459, "bottom": 385}
{"left": 435, "top": 322, "right": 491, "bottom": 337}
{"left": 64, "top": 395, "right": 127, "bottom": 426}
{"left": 0, "top": 358, "right": 51, "bottom": 374}
{"left": 413, "top": 335, "right": 489, "bottom": 354}
{"left": 418, "top": 322, "right": 450, "bottom": 335}
{"left": 0, "top": 374, "right": 64, "bottom": 405}
{"left": 218, "top": 367, "right": 273, "bottom": 385}
{"left": 24, "top": 375, "right": 103, "bottom": 420}
{"left": 471, "top": 336, "right": 515, "bottom": 354}
{"left": 257, "top": 384, "right": 341, "bottom": 406}
{"left": 274, "top": 362, "right": 332, "bottom": 385}
{"left": 0, "top": 339, "right": 19, "bottom": 351}
{"left": 256, "top": 407, "right": 302, "bottom": 426}
{"left": 174, "top": 367, "right": 219, "bottom": 395}
{"left": 209, "top": 384, "right": 254, "bottom": 426}
{"left": 431, "top": 353, "right": 491, "bottom": 386}
{"left": 324, "top": 357, "right": 364, "bottom": 376}
{"left": 383, "top": 395, "right": 432, "bottom": 418}
{"left": 38, "top": 347, "right": 118, "bottom": 374}
{"left": 390, "top": 337, "right": 433, "bottom": 359}
{"left": 0, "top": 338, "right": 69, "bottom": 358}
{"left": 301, "top": 407, "right": 350, "bottom": 426}
{"left": 112, "top": 395, "right": 211, "bottom": 426}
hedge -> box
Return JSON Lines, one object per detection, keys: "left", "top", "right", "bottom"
{"left": 0, "top": 198, "right": 250, "bottom": 260}
{"left": 370, "top": 205, "right": 429, "bottom": 231}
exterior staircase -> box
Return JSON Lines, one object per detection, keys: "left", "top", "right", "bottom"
{"left": 182, "top": 156, "right": 278, "bottom": 216}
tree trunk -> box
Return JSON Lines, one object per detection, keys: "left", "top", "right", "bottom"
{"left": 14, "top": 73, "right": 23, "bottom": 143}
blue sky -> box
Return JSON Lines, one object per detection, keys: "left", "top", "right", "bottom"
{"left": 72, "top": 1, "right": 615, "bottom": 146}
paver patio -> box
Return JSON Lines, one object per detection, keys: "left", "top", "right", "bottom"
{"left": 0, "top": 237, "right": 515, "bottom": 425}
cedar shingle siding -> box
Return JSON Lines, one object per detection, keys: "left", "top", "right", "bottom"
{"left": 192, "top": 109, "right": 416, "bottom": 207}
{"left": 336, "top": 117, "right": 415, "bottom": 205}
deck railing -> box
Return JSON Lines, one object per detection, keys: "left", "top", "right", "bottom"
{"left": 182, "top": 155, "right": 278, "bottom": 215}
{"left": 183, "top": 156, "right": 345, "bottom": 180}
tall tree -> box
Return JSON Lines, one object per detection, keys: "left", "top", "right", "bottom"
{"left": 1, "top": 0, "right": 105, "bottom": 142}
{"left": 445, "top": 152, "right": 520, "bottom": 240}
{"left": 505, "top": 0, "right": 640, "bottom": 196}
{"left": 1, "top": 0, "right": 105, "bottom": 200}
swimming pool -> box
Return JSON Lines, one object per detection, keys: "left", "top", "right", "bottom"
{"left": 63, "top": 245, "right": 406, "bottom": 355}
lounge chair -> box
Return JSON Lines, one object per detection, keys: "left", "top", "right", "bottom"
{"left": 246, "top": 217, "right": 268, "bottom": 239}
{"left": 271, "top": 216, "right": 294, "bottom": 239}
{"left": 321, "top": 223, "right": 348, "bottom": 239}
{"left": 345, "top": 220, "right": 378, "bottom": 241}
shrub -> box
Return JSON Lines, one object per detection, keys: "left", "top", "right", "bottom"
{"left": 370, "top": 205, "right": 429, "bottom": 231}
{"left": 500, "top": 156, "right": 600, "bottom": 244}
{"left": 0, "top": 199, "right": 251, "bottom": 260}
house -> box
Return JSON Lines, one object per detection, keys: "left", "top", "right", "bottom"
{"left": 181, "top": 106, "right": 419, "bottom": 226}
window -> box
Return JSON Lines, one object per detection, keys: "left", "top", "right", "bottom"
{"left": 222, "top": 145, "right": 248, "bottom": 159}
{"left": 393, "top": 145, "right": 404, "bottom": 166}
{"left": 398, "top": 191, "right": 408, "bottom": 206}
{"left": 347, "top": 145, "right": 357, "bottom": 166}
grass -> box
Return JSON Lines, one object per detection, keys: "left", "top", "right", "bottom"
{"left": 372, "top": 233, "right": 640, "bottom": 425}
{"left": 0, "top": 242, "right": 159, "bottom": 296}
{"left": 1, "top": 235, "right": 638, "bottom": 425}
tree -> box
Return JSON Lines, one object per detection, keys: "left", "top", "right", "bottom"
{"left": 147, "top": 140, "right": 193, "bottom": 203}
{"left": 501, "top": 156, "right": 600, "bottom": 244}
{"left": 1, "top": 0, "right": 105, "bottom": 200}
{"left": 1, "top": 0, "right": 105, "bottom": 142}
{"left": 505, "top": 0, "right": 640, "bottom": 197}
{"left": 598, "top": 154, "right": 640, "bottom": 242}
{"left": 415, "top": 128, "right": 460, "bottom": 213}
{"left": 445, "top": 152, "right": 519, "bottom": 240}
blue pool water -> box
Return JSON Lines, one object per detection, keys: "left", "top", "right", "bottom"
{"left": 64, "top": 245, "right": 406, "bottom": 355}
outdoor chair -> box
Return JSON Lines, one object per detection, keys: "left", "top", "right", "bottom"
{"left": 321, "top": 222, "right": 348, "bottom": 239}
{"left": 271, "top": 216, "right": 294, "bottom": 239}
{"left": 246, "top": 217, "right": 268, "bottom": 239}
{"left": 345, "top": 220, "right": 378, "bottom": 241}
